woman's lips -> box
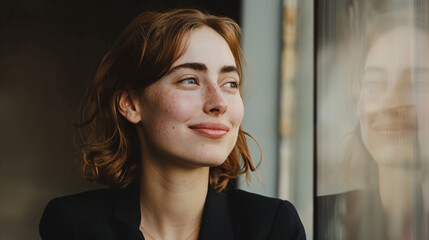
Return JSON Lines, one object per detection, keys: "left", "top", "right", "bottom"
{"left": 373, "top": 123, "right": 415, "bottom": 135}
{"left": 188, "top": 123, "right": 229, "bottom": 139}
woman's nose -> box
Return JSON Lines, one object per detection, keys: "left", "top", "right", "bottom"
{"left": 382, "top": 79, "right": 414, "bottom": 110}
{"left": 203, "top": 84, "right": 228, "bottom": 115}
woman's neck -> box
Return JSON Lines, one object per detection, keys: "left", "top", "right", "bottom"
{"left": 138, "top": 157, "right": 209, "bottom": 240}
{"left": 378, "top": 165, "right": 418, "bottom": 240}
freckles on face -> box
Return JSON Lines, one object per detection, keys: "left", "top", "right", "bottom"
{"left": 228, "top": 95, "right": 244, "bottom": 125}
{"left": 137, "top": 26, "right": 244, "bottom": 167}
{"left": 143, "top": 85, "right": 198, "bottom": 133}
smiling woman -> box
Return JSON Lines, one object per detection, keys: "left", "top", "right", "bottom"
{"left": 129, "top": 26, "right": 245, "bottom": 170}
{"left": 39, "top": 9, "right": 305, "bottom": 240}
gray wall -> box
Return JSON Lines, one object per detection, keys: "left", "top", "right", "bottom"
{"left": 238, "top": 0, "right": 283, "bottom": 198}
{"left": 239, "top": 2, "right": 314, "bottom": 237}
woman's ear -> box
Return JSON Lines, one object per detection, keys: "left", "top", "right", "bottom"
{"left": 117, "top": 90, "right": 142, "bottom": 124}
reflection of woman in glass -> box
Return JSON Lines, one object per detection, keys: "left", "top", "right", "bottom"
{"left": 39, "top": 9, "right": 305, "bottom": 239}
{"left": 357, "top": 23, "right": 428, "bottom": 239}
{"left": 319, "top": 12, "right": 429, "bottom": 240}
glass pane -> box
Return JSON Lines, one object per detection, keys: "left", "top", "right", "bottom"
{"left": 279, "top": 0, "right": 314, "bottom": 238}
{"left": 317, "top": 1, "right": 429, "bottom": 239}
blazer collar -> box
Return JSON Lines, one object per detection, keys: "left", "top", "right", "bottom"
{"left": 113, "top": 184, "right": 235, "bottom": 240}
{"left": 198, "top": 188, "right": 235, "bottom": 240}
{"left": 113, "top": 184, "right": 144, "bottom": 240}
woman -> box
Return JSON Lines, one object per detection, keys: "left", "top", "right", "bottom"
{"left": 39, "top": 9, "right": 305, "bottom": 240}
{"left": 318, "top": 10, "right": 429, "bottom": 240}
{"left": 355, "top": 21, "right": 429, "bottom": 240}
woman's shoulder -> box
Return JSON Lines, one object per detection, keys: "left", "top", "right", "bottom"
{"left": 224, "top": 189, "right": 306, "bottom": 239}
{"left": 39, "top": 187, "right": 131, "bottom": 240}
{"left": 225, "top": 188, "right": 299, "bottom": 216}
{"left": 226, "top": 188, "right": 284, "bottom": 204}
{"left": 42, "top": 188, "right": 117, "bottom": 217}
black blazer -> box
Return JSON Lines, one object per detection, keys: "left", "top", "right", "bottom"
{"left": 40, "top": 185, "right": 306, "bottom": 240}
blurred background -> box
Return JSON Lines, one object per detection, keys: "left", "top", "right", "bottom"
{"left": 2, "top": 0, "right": 428, "bottom": 239}
{"left": 1, "top": 1, "right": 242, "bottom": 239}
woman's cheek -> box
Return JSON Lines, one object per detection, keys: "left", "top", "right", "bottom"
{"left": 159, "top": 91, "right": 200, "bottom": 122}
{"left": 230, "top": 96, "right": 244, "bottom": 125}
{"left": 357, "top": 92, "right": 380, "bottom": 127}
{"left": 358, "top": 97, "right": 370, "bottom": 133}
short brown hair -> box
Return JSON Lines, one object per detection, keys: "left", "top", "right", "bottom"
{"left": 78, "top": 9, "right": 257, "bottom": 191}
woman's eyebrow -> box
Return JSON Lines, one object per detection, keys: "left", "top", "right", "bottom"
{"left": 166, "top": 63, "right": 238, "bottom": 75}
{"left": 220, "top": 65, "right": 238, "bottom": 74}
{"left": 167, "top": 63, "right": 207, "bottom": 74}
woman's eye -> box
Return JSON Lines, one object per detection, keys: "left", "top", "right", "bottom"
{"left": 180, "top": 77, "right": 198, "bottom": 85}
{"left": 224, "top": 81, "right": 238, "bottom": 88}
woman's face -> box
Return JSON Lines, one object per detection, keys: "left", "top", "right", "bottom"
{"left": 137, "top": 26, "right": 244, "bottom": 168}
{"left": 358, "top": 26, "right": 429, "bottom": 168}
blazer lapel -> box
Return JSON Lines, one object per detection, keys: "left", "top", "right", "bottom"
{"left": 111, "top": 185, "right": 235, "bottom": 240}
{"left": 112, "top": 184, "right": 145, "bottom": 240}
{"left": 198, "top": 188, "right": 235, "bottom": 240}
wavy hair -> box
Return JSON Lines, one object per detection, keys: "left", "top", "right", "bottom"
{"left": 78, "top": 9, "right": 259, "bottom": 191}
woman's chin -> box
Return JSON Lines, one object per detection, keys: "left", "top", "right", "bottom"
{"left": 371, "top": 148, "right": 417, "bottom": 169}
{"left": 364, "top": 135, "right": 416, "bottom": 169}
{"left": 167, "top": 152, "right": 229, "bottom": 169}
{"left": 192, "top": 154, "right": 228, "bottom": 168}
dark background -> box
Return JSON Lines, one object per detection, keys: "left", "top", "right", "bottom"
{"left": 0, "top": 1, "right": 241, "bottom": 239}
